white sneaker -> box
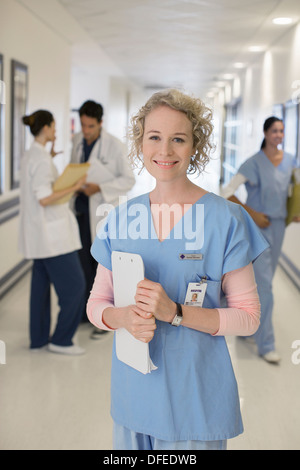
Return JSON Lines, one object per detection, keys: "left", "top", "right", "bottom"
{"left": 262, "top": 350, "right": 281, "bottom": 364}
{"left": 48, "top": 343, "right": 85, "bottom": 356}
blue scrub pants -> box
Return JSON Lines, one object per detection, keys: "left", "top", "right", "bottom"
{"left": 29, "top": 251, "right": 86, "bottom": 349}
{"left": 253, "top": 218, "right": 285, "bottom": 356}
{"left": 76, "top": 207, "right": 97, "bottom": 322}
{"left": 113, "top": 423, "right": 227, "bottom": 451}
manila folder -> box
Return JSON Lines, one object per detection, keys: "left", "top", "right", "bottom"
{"left": 286, "top": 168, "right": 300, "bottom": 225}
{"left": 52, "top": 162, "right": 90, "bottom": 204}
{"left": 112, "top": 251, "right": 157, "bottom": 374}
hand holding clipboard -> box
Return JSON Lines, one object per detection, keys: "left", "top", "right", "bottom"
{"left": 111, "top": 251, "right": 157, "bottom": 374}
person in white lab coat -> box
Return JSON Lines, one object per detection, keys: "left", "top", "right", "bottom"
{"left": 70, "top": 100, "right": 135, "bottom": 331}
{"left": 19, "top": 110, "right": 86, "bottom": 355}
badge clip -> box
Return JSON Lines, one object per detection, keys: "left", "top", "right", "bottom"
{"left": 179, "top": 253, "right": 203, "bottom": 260}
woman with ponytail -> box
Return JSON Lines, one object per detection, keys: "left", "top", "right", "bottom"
{"left": 19, "top": 110, "right": 86, "bottom": 355}
{"left": 222, "top": 116, "right": 300, "bottom": 363}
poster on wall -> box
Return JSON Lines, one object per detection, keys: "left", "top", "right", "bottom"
{"left": 70, "top": 109, "right": 81, "bottom": 138}
{"left": 0, "top": 54, "right": 4, "bottom": 194}
{"left": 10, "top": 60, "right": 28, "bottom": 189}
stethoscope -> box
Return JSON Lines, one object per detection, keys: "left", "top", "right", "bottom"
{"left": 76, "top": 136, "right": 108, "bottom": 165}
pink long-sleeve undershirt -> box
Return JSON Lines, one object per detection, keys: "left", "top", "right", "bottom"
{"left": 86, "top": 262, "right": 260, "bottom": 337}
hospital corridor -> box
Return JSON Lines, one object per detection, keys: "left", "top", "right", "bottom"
{"left": 1, "top": 0, "right": 300, "bottom": 451}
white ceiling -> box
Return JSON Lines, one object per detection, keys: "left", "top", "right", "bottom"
{"left": 58, "top": 0, "right": 300, "bottom": 96}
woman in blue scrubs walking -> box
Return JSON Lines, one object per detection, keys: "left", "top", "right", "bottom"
{"left": 87, "top": 90, "right": 268, "bottom": 450}
{"left": 223, "top": 117, "right": 300, "bottom": 363}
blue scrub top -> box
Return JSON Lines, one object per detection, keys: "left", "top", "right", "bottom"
{"left": 91, "top": 192, "right": 268, "bottom": 442}
{"left": 238, "top": 151, "right": 296, "bottom": 219}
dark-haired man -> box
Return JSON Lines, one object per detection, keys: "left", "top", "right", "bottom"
{"left": 70, "top": 100, "right": 135, "bottom": 333}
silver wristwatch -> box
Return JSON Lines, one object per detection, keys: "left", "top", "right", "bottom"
{"left": 171, "top": 303, "right": 183, "bottom": 326}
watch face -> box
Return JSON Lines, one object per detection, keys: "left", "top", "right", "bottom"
{"left": 171, "top": 304, "right": 183, "bottom": 326}
{"left": 172, "top": 315, "right": 182, "bottom": 326}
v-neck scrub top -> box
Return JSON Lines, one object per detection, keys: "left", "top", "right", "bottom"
{"left": 238, "top": 150, "right": 296, "bottom": 219}
{"left": 91, "top": 192, "right": 268, "bottom": 442}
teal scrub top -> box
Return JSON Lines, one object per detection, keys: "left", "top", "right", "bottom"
{"left": 91, "top": 192, "right": 268, "bottom": 441}
{"left": 238, "top": 151, "right": 296, "bottom": 219}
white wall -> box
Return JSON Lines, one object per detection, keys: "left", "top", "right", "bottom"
{"left": 0, "top": 0, "right": 71, "bottom": 280}
{"left": 106, "top": 77, "right": 149, "bottom": 142}
{"left": 0, "top": 0, "right": 72, "bottom": 193}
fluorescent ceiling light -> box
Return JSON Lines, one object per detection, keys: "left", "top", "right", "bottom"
{"left": 272, "top": 17, "right": 293, "bottom": 25}
{"left": 248, "top": 45, "right": 265, "bottom": 52}
{"left": 222, "top": 74, "right": 234, "bottom": 79}
{"left": 234, "top": 62, "right": 246, "bottom": 69}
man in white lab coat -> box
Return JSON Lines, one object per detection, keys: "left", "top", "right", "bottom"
{"left": 70, "top": 100, "right": 135, "bottom": 329}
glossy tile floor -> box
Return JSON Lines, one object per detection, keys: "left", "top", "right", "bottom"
{"left": 0, "top": 266, "right": 299, "bottom": 450}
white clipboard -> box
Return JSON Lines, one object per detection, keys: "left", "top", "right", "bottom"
{"left": 111, "top": 251, "right": 157, "bottom": 374}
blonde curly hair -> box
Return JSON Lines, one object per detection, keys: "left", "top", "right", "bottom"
{"left": 128, "top": 89, "right": 214, "bottom": 175}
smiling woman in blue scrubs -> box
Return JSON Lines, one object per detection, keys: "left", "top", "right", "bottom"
{"left": 88, "top": 90, "right": 268, "bottom": 450}
{"left": 223, "top": 117, "right": 300, "bottom": 364}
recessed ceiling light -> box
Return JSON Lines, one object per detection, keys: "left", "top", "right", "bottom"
{"left": 234, "top": 62, "right": 246, "bottom": 69}
{"left": 222, "top": 74, "right": 234, "bottom": 79}
{"left": 272, "top": 17, "right": 293, "bottom": 25}
{"left": 248, "top": 45, "right": 265, "bottom": 52}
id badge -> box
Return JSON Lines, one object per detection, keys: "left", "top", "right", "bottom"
{"left": 184, "top": 278, "right": 207, "bottom": 307}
